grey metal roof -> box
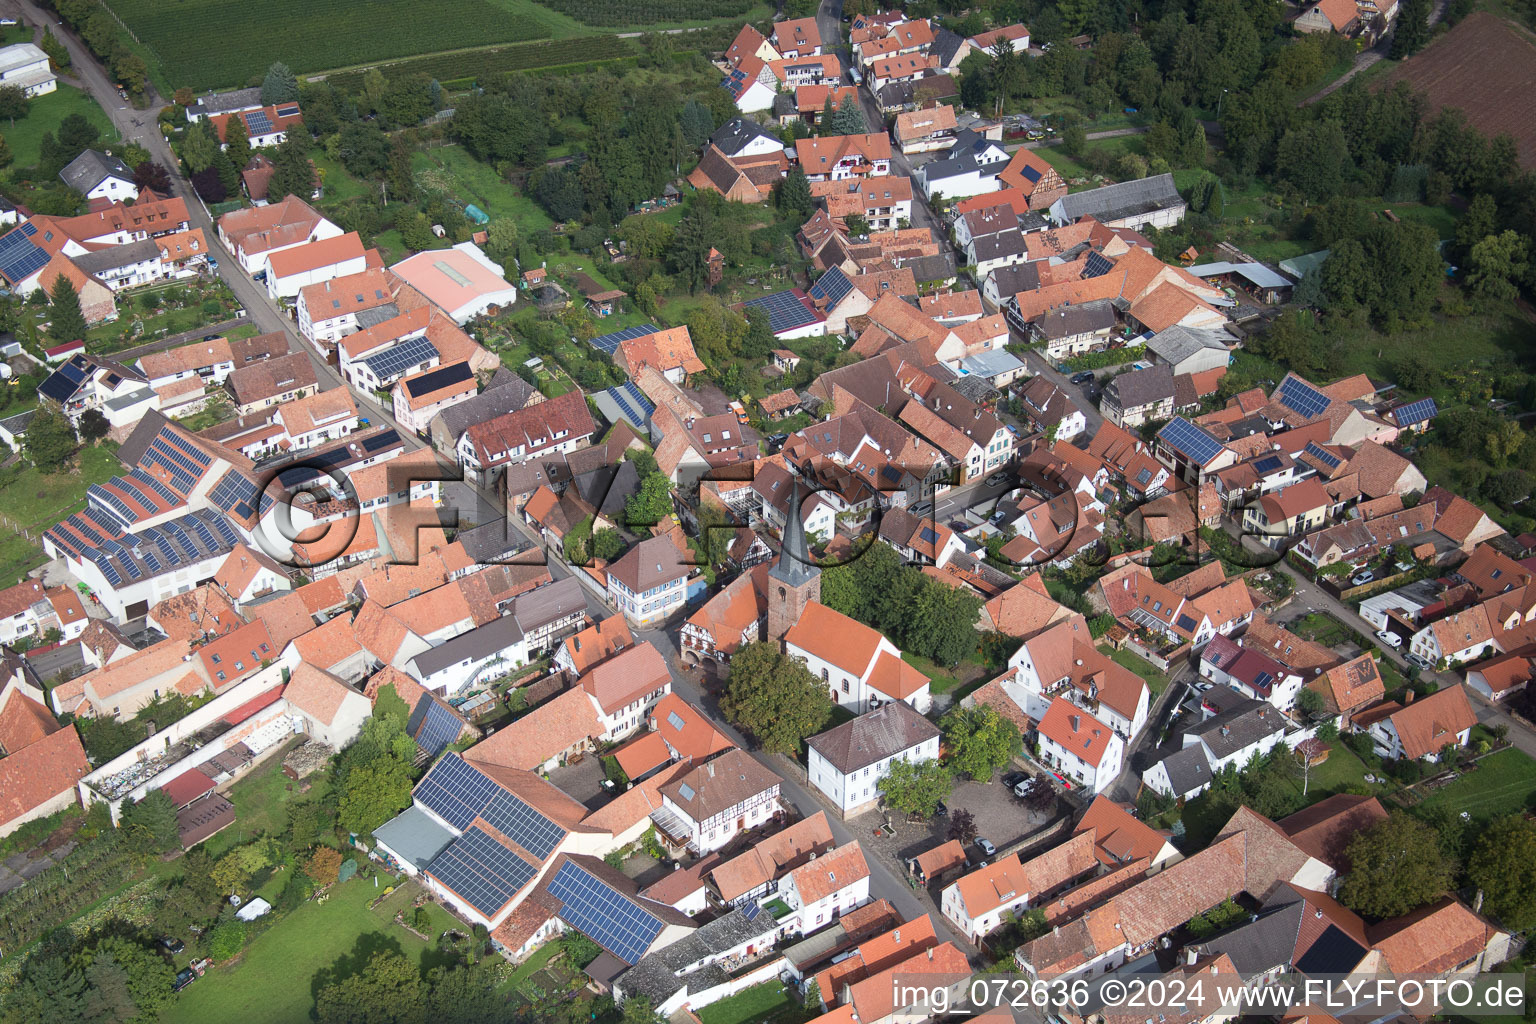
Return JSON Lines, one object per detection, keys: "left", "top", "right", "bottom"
{"left": 958, "top": 349, "right": 1026, "bottom": 378}
{"left": 919, "top": 129, "right": 1005, "bottom": 184}
{"left": 615, "top": 907, "right": 772, "bottom": 1003}
{"left": 1156, "top": 744, "right": 1212, "bottom": 795}
{"left": 372, "top": 804, "right": 456, "bottom": 871}
{"left": 0, "top": 408, "right": 37, "bottom": 435}
{"left": 455, "top": 519, "right": 531, "bottom": 563}
{"left": 1029, "top": 299, "right": 1116, "bottom": 339}
{"left": 1145, "top": 324, "right": 1232, "bottom": 363}
{"left": 409, "top": 613, "right": 524, "bottom": 677}
{"left": 1278, "top": 250, "right": 1330, "bottom": 280}
{"left": 710, "top": 117, "right": 782, "bottom": 158}
{"left": 72, "top": 238, "right": 162, "bottom": 275}
{"left": 1188, "top": 261, "right": 1293, "bottom": 290}
{"left": 905, "top": 252, "right": 958, "bottom": 284}
{"left": 1105, "top": 363, "right": 1175, "bottom": 410}
{"left": 1053, "top": 173, "right": 1183, "bottom": 224}
{"left": 972, "top": 227, "right": 1026, "bottom": 263}
{"left": 1189, "top": 698, "right": 1287, "bottom": 760}
{"left": 930, "top": 27, "right": 967, "bottom": 65}
{"left": 1199, "top": 900, "right": 1304, "bottom": 978}
{"left": 59, "top": 149, "right": 133, "bottom": 193}
{"left": 432, "top": 371, "right": 540, "bottom": 439}
{"left": 103, "top": 386, "right": 157, "bottom": 411}
{"left": 807, "top": 702, "right": 939, "bottom": 774}
{"left": 188, "top": 86, "right": 263, "bottom": 118}
{"left": 511, "top": 575, "right": 585, "bottom": 634}
{"left": 355, "top": 303, "right": 401, "bottom": 329}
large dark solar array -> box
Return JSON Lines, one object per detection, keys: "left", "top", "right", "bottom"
{"left": 1082, "top": 251, "right": 1114, "bottom": 280}
{"left": 1159, "top": 417, "right": 1223, "bottom": 466}
{"left": 743, "top": 290, "right": 819, "bottom": 334}
{"left": 244, "top": 109, "right": 274, "bottom": 136}
{"left": 604, "top": 382, "right": 654, "bottom": 427}
{"left": 413, "top": 754, "right": 565, "bottom": 859}
{"left": 1020, "top": 164, "right": 1042, "bottom": 183}
{"left": 361, "top": 429, "right": 402, "bottom": 454}
{"left": 1251, "top": 455, "right": 1282, "bottom": 475}
{"left": 427, "top": 826, "right": 536, "bottom": 916}
{"left": 409, "top": 697, "right": 464, "bottom": 758}
{"left": 808, "top": 267, "right": 852, "bottom": 307}
{"left": 144, "top": 429, "right": 213, "bottom": 494}
{"left": 1302, "top": 441, "right": 1342, "bottom": 470}
{"left": 363, "top": 336, "right": 439, "bottom": 382}
{"left": 1276, "top": 376, "right": 1330, "bottom": 419}
{"left": 126, "top": 468, "right": 181, "bottom": 507}
{"left": 404, "top": 360, "right": 473, "bottom": 397}
{"left": 1394, "top": 397, "right": 1437, "bottom": 426}
{"left": 1176, "top": 613, "right": 1199, "bottom": 633}
{"left": 589, "top": 322, "right": 659, "bottom": 357}
{"left": 209, "top": 469, "right": 259, "bottom": 520}
{"left": 50, "top": 507, "right": 237, "bottom": 585}
{"left": 546, "top": 860, "right": 666, "bottom": 964}
{"left": 38, "top": 356, "right": 91, "bottom": 402}
{"left": 275, "top": 104, "right": 300, "bottom": 118}
{"left": 0, "top": 221, "right": 49, "bottom": 284}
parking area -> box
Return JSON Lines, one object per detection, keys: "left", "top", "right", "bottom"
{"left": 852, "top": 767, "right": 1060, "bottom": 869}
{"left": 547, "top": 755, "right": 611, "bottom": 811}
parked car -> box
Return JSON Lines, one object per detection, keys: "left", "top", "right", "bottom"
{"left": 1395, "top": 561, "right": 1414, "bottom": 573}
{"left": 934, "top": 800, "right": 948, "bottom": 817}
{"left": 1070, "top": 371, "right": 1095, "bottom": 385}
{"left": 976, "top": 837, "right": 996, "bottom": 856}
{"left": 985, "top": 471, "right": 1010, "bottom": 486}
{"left": 173, "top": 968, "right": 196, "bottom": 993}
{"left": 1013, "top": 779, "right": 1040, "bottom": 798}
{"left": 1056, "top": 362, "right": 1072, "bottom": 373}
{"left": 1377, "top": 630, "right": 1403, "bottom": 648}
{"left": 158, "top": 936, "right": 185, "bottom": 955}
{"left": 1405, "top": 652, "right": 1432, "bottom": 669}
{"left": 1351, "top": 569, "right": 1375, "bottom": 586}
{"left": 1001, "top": 771, "right": 1028, "bottom": 789}
{"left": 910, "top": 501, "right": 934, "bottom": 517}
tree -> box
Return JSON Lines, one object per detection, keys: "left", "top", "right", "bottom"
{"left": 265, "top": 133, "right": 314, "bottom": 203}
{"left": 207, "top": 920, "right": 246, "bottom": 961}
{"left": 261, "top": 62, "right": 299, "bottom": 105}
{"left": 828, "top": 93, "right": 866, "bottom": 136}
{"left": 190, "top": 167, "right": 227, "bottom": 203}
{"left": 398, "top": 212, "right": 434, "bottom": 253}
{"left": 1061, "top": 119, "right": 1088, "bottom": 158}
{"left": 680, "top": 98, "right": 715, "bottom": 149}
{"left": 121, "top": 790, "right": 179, "bottom": 851}
{"left": 133, "top": 160, "right": 171, "bottom": 194}
{"left": 1340, "top": 812, "right": 1457, "bottom": 918}
{"left": 844, "top": 213, "right": 869, "bottom": 236}
{"left": 720, "top": 641, "right": 834, "bottom": 756}
{"left": 591, "top": 527, "right": 624, "bottom": 561}
{"left": 76, "top": 408, "right": 109, "bottom": 443}
{"left": 941, "top": 706, "right": 1022, "bottom": 782}
{"left": 947, "top": 808, "right": 978, "bottom": 844}
{"left": 46, "top": 272, "right": 87, "bottom": 345}
{"left": 621, "top": 995, "right": 665, "bottom": 1024}
{"left": 305, "top": 846, "right": 344, "bottom": 886}
{"left": 314, "top": 950, "right": 425, "bottom": 1024}
{"left": 774, "top": 164, "right": 814, "bottom": 222}
{"left": 879, "top": 758, "right": 953, "bottom": 818}
{"left": 0, "top": 134, "right": 11, "bottom": 172}
{"left": 1295, "top": 686, "right": 1326, "bottom": 716}
{"left": 40, "top": 27, "right": 70, "bottom": 72}
{"left": 222, "top": 113, "right": 251, "bottom": 176}
{"left": 1465, "top": 230, "right": 1528, "bottom": 300}
{"left": 1391, "top": 0, "right": 1431, "bottom": 57}
{"left": 1468, "top": 815, "right": 1536, "bottom": 928}
{"left": 337, "top": 756, "right": 414, "bottom": 835}
{"left": 180, "top": 117, "right": 219, "bottom": 174}
{"left": 624, "top": 471, "right": 673, "bottom": 528}
{"left": 338, "top": 122, "right": 391, "bottom": 178}
{"left": 989, "top": 38, "right": 1023, "bottom": 112}
{"left": 0, "top": 85, "right": 28, "bottom": 129}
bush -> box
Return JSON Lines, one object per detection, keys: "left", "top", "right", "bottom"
{"left": 208, "top": 920, "right": 246, "bottom": 961}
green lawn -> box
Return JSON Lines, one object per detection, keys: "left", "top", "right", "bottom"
{"left": 414, "top": 145, "right": 553, "bottom": 235}
{"left": 312, "top": 151, "right": 379, "bottom": 205}
{"left": 1107, "top": 646, "right": 1172, "bottom": 696}
{"left": 1034, "top": 137, "right": 1142, "bottom": 187}
{"left": 1291, "top": 741, "right": 1385, "bottom": 802}
{"left": 696, "top": 980, "right": 797, "bottom": 1024}
{"left": 1413, "top": 748, "right": 1536, "bottom": 821}
{"left": 202, "top": 741, "right": 332, "bottom": 858}
{"left": 87, "top": 302, "right": 242, "bottom": 353}
{"left": 0, "top": 443, "right": 120, "bottom": 534}
{"left": 5, "top": 85, "right": 117, "bottom": 171}
{"left": 160, "top": 876, "right": 443, "bottom": 1024}
{"left": 0, "top": 534, "right": 47, "bottom": 589}
{"left": 903, "top": 650, "right": 964, "bottom": 694}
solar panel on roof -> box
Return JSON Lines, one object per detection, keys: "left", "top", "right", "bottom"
{"left": 1276, "top": 376, "right": 1330, "bottom": 419}
{"left": 209, "top": 471, "right": 258, "bottom": 518}
{"left": 743, "top": 290, "right": 819, "bottom": 334}
{"left": 361, "top": 429, "right": 402, "bottom": 453}
{"left": 363, "top": 337, "right": 439, "bottom": 382}
{"left": 1020, "top": 165, "right": 1041, "bottom": 183}
{"left": 1159, "top": 417, "right": 1223, "bottom": 466}
{"left": 1394, "top": 397, "right": 1437, "bottom": 425}
{"left": 1252, "top": 455, "right": 1282, "bottom": 474}
{"left": 413, "top": 699, "right": 464, "bottom": 758}
{"left": 919, "top": 527, "right": 939, "bottom": 544}
{"left": 546, "top": 860, "right": 665, "bottom": 964}
{"left": 1176, "top": 614, "right": 1198, "bottom": 632}
{"left": 1302, "top": 441, "right": 1342, "bottom": 470}
{"left": 415, "top": 754, "right": 498, "bottom": 830}
{"left": 427, "top": 826, "right": 535, "bottom": 916}
{"left": 0, "top": 221, "right": 50, "bottom": 284}
{"left": 244, "top": 109, "right": 274, "bottom": 136}
{"left": 589, "top": 322, "right": 659, "bottom": 357}
{"left": 275, "top": 104, "right": 299, "bottom": 117}
{"left": 742, "top": 901, "right": 760, "bottom": 921}
{"left": 1082, "top": 251, "right": 1114, "bottom": 280}
{"left": 808, "top": 267, "right": 852, "bottom": 307}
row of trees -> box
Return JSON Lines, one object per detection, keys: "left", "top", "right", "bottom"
{"left": 821, "top": 541, "right": 983, "bottom": 667}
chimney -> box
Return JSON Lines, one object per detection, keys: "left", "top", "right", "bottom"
{"left": 1186, "top": 947, "right": 1198, "bottom": 966}
{"left": 927, "top": 947, "right": 934, "bottom": 960}
{"left": 1220, "top": 725, "right": 1230, "bottom": 736}
{"left": 1403, "top": 690, "right": 1414, "bottom": 704}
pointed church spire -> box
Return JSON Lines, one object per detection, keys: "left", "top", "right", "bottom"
{"left": 770, "top": 476, "right": 819, "bottom": 588}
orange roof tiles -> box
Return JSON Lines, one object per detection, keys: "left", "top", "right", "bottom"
{"left": 264, "top": 231, "right": 365, "bottom": 278}
{"left": 465, "top": 687, "right": 601, "bottom": 771}
{"left": 711, "top": 811, "right": 836, "bottom": 902}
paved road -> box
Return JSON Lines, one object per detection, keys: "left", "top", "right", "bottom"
{"left": 1019, "top": 348, "right": 1106, "bottom": 437}
{"left": 108, "top": 315, "right": 252, "bottom": 362}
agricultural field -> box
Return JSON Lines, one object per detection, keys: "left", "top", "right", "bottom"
{"left": 102, "top": 0, "right": 551, "bottom": 89}
{"left": 327, "top": 35, "right": 640, "bottom": 91}
{"left": 529, "top": 0, "right": 756, "bottom": 27}
{"left": 1380, "top": 12, "right": 1536, "bottom": 171}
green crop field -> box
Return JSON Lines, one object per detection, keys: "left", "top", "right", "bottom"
{"left": 102, "top": 0, "right": 551, "bottom": 89}
{"left": 326, "top": 35, "right": 639, "bottom": 91}
{"left": 530, "top": 0, "right": 755, "bottom": 27}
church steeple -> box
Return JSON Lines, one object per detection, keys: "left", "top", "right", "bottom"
{"left": 767, "top": 477, "right": 821, "bottom": 642}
